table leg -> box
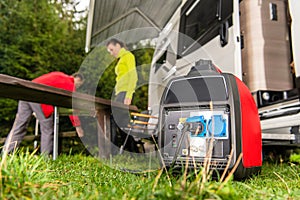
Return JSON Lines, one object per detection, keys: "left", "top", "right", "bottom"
{"left": 53, "top": 106, "right": 59, "bottom": 160}
{"left": 96, "top": 109, "right": 111, "bottom": 158}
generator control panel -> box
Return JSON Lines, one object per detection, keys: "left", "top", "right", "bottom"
{"left": 162, "top": 108, "right": 231, "bottom": 159}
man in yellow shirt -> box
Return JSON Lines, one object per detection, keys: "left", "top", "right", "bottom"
{"left": 106, "top": 38, "right": 138, "bottom": 154}
{"left": 107, "top": 38, "right": 138, "bottom": 105}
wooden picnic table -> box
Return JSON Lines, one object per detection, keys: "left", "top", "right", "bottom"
{"left": 0, "top": 74, "right": 138, "bottom": 159}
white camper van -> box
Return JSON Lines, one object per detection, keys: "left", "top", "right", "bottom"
{"left": 85, "top": 0, "right": 300, "bottom": 167}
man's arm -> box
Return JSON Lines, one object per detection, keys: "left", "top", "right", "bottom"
{"left": 69, "top": 115, "right": 84, "bottom": 137}
{"left": 75, "top": 126, "right": 84, "bottom": 137}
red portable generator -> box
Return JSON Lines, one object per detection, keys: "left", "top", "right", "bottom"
{"left": 158, "top": 60, "right": 262, "bottom": 179}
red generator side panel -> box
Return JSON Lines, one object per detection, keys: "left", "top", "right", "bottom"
{"left": 235, "top": 77, "right": 262, "bottom": 167}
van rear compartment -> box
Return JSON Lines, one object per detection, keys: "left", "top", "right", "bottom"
{"left": 240, "top": 0, "right": 293, "bottom": 92}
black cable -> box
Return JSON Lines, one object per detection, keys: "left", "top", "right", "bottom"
{"left": 170, "top": 123, "right": 190, "bottom": 168}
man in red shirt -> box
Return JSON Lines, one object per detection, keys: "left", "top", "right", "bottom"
{"left": 4, "top": 72, "right": 85, "bottom": 155}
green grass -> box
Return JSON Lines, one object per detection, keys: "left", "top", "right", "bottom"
{"left": 234, "top": 162, "right": 300, "bottom": 199}
{"left": 0, "top": 150, "right": 300, "bottom": 199}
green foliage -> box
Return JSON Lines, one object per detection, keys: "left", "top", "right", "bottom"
{"left": 95, "top": 59, "right": 117, "bottom": 99}
{"left": 132, "top": 47, "right": 154, "bottom": 111}
{"left": 0, "top": 0, "right": 87, "bottom": 137}
{"left": 290, "top": 153, "right": 300, "bottom": 163}
{"left": 0, "top": 0, "right": 86, "bottom": 79}
{"left": 77, "top": 45, "right": 116, "bottom": 97}
{"left": 0, "top": 99, "right": 17, "bottom": 136}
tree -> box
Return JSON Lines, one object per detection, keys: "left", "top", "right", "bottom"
{"left": 0, "top": 0, "right": 87, "bottom": 136}
{"left": 0, "top": 0, "right": 86, "bottom": 78}
{"left": 132, "top": 45, "right": 154, "bottom": 111}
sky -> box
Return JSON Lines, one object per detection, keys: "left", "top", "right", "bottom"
{"left": 73, "top": 0, "right": 90, "bottom": 21}
{"left": 76, "top": 0, "right": 90, "bottom": 11}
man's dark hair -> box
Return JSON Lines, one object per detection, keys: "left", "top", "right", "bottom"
{"left": 72, "top": 72, "right": 84, "bottom": 81}
{"left": 106, "top": 38, "right": 125, "bottom": 48}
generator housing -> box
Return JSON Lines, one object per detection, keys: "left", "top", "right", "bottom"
{"left": 158, "top": 61, "right": 262, "bottom": 179}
